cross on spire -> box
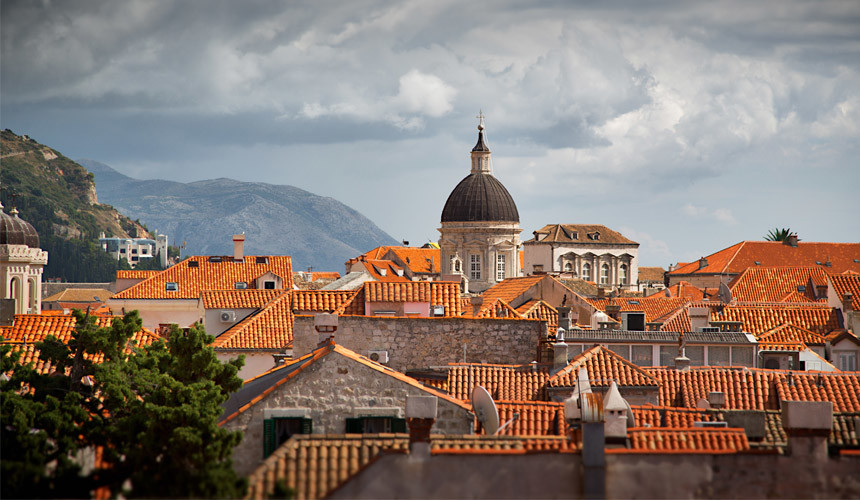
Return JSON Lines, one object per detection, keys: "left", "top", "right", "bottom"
{"left": 476, "top": 110, "right": 485, "bottom": 131}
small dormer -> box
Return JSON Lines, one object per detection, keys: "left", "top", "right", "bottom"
{"left": 255, "top": 271, "right": 283, "bottom": 290}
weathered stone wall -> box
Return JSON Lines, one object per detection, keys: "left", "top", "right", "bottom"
{"left": 293, "top": 315, "right": 544, "bottom": 371}
{"left": 223, "top": 351, "right": 474, "bottom": 476}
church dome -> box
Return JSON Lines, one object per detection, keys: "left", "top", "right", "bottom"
{"left": 441, "top": 173, "right": 520, "bottom": 223}
{"left": 0, "top": 208, "right": 40, "bottom": 248}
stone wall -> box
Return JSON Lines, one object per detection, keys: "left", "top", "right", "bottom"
{"left": 223, "top": 350, "right": 474, "bottom": 476}
{"left": 293, "top": 315, "right": 544, "bottom": 372}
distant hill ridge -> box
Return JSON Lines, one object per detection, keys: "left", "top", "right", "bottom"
{"left": 80, "top": 159, "right": 399, "bottom": 272}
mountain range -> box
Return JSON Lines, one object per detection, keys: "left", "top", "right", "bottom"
{"left": 80, "top": 160, "right": 398, "bottom": 272}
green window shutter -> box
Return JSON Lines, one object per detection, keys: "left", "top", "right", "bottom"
{"left": 391, "top": 418, "right": 407, "bottom": 433}
{"left": 301, "top": 418, "right": 313, "bottom": 434}
{"left": 345, "top": 417, "right": 363, "bottom": 433}
{"left": 263, "top": 419, "right": 275, "bottom": 458}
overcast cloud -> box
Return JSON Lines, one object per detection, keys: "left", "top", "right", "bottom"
{"left": 2, "top": 0, "right": 858, "bottom": 268}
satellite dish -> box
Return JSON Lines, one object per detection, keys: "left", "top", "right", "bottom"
{"left": 718, "top": 283, "right": 732, "bottom": 303}
{"left": 471, "top": 385, "right": 500, "bottom": 435}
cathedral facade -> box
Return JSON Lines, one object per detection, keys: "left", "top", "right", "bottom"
{"left": 438, "top": 119, "right": 522, "bottom": 293}
{"left": 1, "top": 204, "right": 47, "bottom": 314}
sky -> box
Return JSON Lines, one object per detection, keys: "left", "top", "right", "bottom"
{"left": 2, "top": 0, "right": 859, "bottom": 268}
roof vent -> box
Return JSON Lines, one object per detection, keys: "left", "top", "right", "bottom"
{"left": 209, "top": 256, "right": 222, "bottom": 263}
{"left": 234, "top": 282, "right": 248, "bottom": 289}
{"left": 165, "top": 282, "right": 178, "bottom": 292}
{"left": 754, "top": 261, "right": 761, "bottom": 265}
{"left": 256, "top": 256, "right": 268, "bottom": 264}
{"left": 188, "top": 260, "right": 199, "bottom": 268}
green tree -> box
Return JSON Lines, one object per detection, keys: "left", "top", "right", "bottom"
{"left": 1, "top": 311, "right": 247, "bottom": 498}
{"left": 764, "top": 227, "right": 792, "bottom": 241}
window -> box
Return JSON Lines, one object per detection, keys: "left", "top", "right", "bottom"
{"left": 496, "top": 254, "right": 506, "bottom": 281}
{"left": 470, "top": 254, "right": 481, "bottom": 280}
{"left": 731, "top": 346, "right": 754, "bottom": 367}
{"left": 708, "top": 346, "right": 730, "bottom": 366}
{"left": 564, "top": 262, "right": 572, "bottom": 272}
{"left": 234, "top": 282, "right": 248, "bottom": 289}
{"left": 836, "top": 351, "right": 857, "bottom": 371}
{"left": 600, "top": 264, "right": 609, "bottom": 284}
{"left": 619, "top": 264, "right": 628, "bottom": 285}
{"left": 165, "top": 282, "right": 178, "bottom": 291}
{"left": 685, "top": 346, "right": 705, "bottom": 366}
{"left": 659, "top": 346, "right": 677, "bottom": 366}
{"left": 609, "top": 344, "right": 631, "bottom": 360}
{"left": 256, "top": 256, "right": 268, "bottom": 264}
{"left": 582, "top": 263, "right": 591, "bottom": 281}
{"left": 263, "top": 417, "right": 312, "bottom": 458}
{"left": 264, "top": 281, "right": 276, "bottom": 290}
{"left": 632, "top": 345, "right": 653, "bottom": 367}
{"left": 345, "top": 417, "right": 407, "bottom": 434}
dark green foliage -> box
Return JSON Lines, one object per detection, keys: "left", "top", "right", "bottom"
{"left": 764, "top": 227, "right": 792, "bottom": 242}
{"left": 1, "top": 311, "right": 247, "bottom": 498}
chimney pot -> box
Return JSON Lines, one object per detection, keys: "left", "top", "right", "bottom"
{"left": 232, "top": 234, "right": 245, "bottom": 261}
{"left": 785, "top": 234, "right": 798, "bottom": 247}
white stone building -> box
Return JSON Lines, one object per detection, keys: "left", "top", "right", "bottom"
{"left": 1, "top": 205, "right": 47, "bottom": 314}
{"left": 523, "top": 224, "right": 639, "bottom": 291}
{"left": 99, "top": 232, "right": 168, "bottom": 268}
{"left": 438, "top": 118, "right": 522, "bottom": 293}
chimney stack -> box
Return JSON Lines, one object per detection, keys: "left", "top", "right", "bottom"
{"left": 785, "top": 233, "right": 798, "bottom": 247}
{"left": 558, "top": 306, "right": 572, "bottom": 330}
{"left": 708, "top": 391, "right": 725, "bottom": 409}
{"left": 843, "top": 293, "right": 854, "bottom": 313}
{"left": 233, "top": 234, "right": 245, "bottom": 261}
{"left": 552, "top": 340, "right": 570, "bottom": 373}
{"left": 782, "top": 400, "right": 832, "bottom": 461}
{"left": 698, "top": 257, "right": 708, "bottom": 270}
{"left": 406, "top": 396, "right": 437, "bottom": 459}
{"left": 314, "top": 313, "right": 338, "bottom": 345}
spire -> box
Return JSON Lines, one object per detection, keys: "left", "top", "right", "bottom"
{"left": 470, "top": 110, "right": 491, "bottom": 173}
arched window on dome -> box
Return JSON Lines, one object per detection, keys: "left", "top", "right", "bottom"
{"left": 582, "top": 263, "right": 591, "bottom": 282}
{"left": 619, "top": 264, "right": 628, "bottom": 285}
{"left": 600, "top": 264, "right": 609, "bottom": 285}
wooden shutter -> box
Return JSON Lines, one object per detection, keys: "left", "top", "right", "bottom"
{"left": 263, "top": 419, "right": 275, "bottom": 458}
{"left": 301, "top": 418, "right": 313, "bottom": 434}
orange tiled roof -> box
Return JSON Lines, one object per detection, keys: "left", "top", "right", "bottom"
{"left": 212, "top": 292, "right": 292, "bottom": 350}
{"left": 728, "top": 266, "right": 826, "bottom": 303}
{"left": 527, "top": 224, "right": 638, "bottom": 245}
{"left": 42, "top": 288, "right": 113, "bottom": 303}
{"left": 386, "top": 247, "right": 441, "bottom": 274}
{"left": 757, "top": 342, "right": 808, "bottom": 352}
{"left": 757, "top": 324, "right": 828, "bottom": 344}
{"left": 588, "top": 296, "right": 689, "bottom": 323}
{"left": 361, "top": 281, "right": 462, "bottom": 317}
{"left": 659, "top": 306, "right": 691, "bottom": 332}
{"left": 638, "top": 267, "right": 666, "bottom": 283}
{"left": 632, "top": 405, "right": 720, "bottom": 428}
{"left": 664, "top": 282, "right": 718, "bottom": 301}
{"left": 116, "top": 270, "right": 160, "bottom": 280}
{"left": 516, "top": 300, "right": 559, "bottom": 336}
{"left": 199, "top": 289, "right": 282, "bottom": 309}
{"left": 111, "top": 255, "right": 293, "bottom": 300}
{"left": 547, "top": 345, "right": 660, "bottom": 389}
{"left": 479, "top": 276, "right": 546, "bottom": 306}
{"left": 623, "top": 427, "right": 750, "bottom": 453}
{"left": 445, "top": 363, "right": 551, "bottom": 401}
{"left": 332, "top": 287, "right": 366, "bottom": 316}
{"left": 291, "top": 290, "right": 357, "bottom": 313}
{"left": 645, "top": 367, "right": 774, "bottom": 410}
{"left": 775, "top": 372, "right": 860, "bottom": 412}
{"left": 829, "top": 273, "right": 860, "bottom": 310}
{"left": 669, "top": 241, "right": 860, "bottom": 276}
{"left": 360, "top": 259, "right": 411, "bottom": 282}
{"left": 711, "top": 304, "right": 840, "bottom": 335}
{"left": 310, "top": 271, "right": 340, "bottom": 281}
{"left": 470, "top": 298, "right": 525, "bottom": 319}
{"left": 495, "top": 400, "right": 566, "bottom": 436}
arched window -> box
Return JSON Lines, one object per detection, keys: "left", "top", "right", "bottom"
{"left": 600, "top": 264, "right": 609, "bottom": 284}
{"left": 582, "top": 263, "right": 591, "bottom": 282}
{"left": 29, "top": 278, "right": 38, "bottom": 311}
{"left": 619, "top": 264, "right": 628, "bottom": 285}
{"left": 564, "top": 262, "right": 572, "bottom": 272}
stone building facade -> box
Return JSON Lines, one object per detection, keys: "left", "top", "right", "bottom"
{"left": 438, "top": 118, "right": 522, "bottom": 293}
{"left": 1, "top": 205, "right": 47, "bottom": 314}
{"left": 524, "top": 224, "right": 639, "bottom": 291}
{"left": 293, "top": 315, "right": 545, "bottom": 372}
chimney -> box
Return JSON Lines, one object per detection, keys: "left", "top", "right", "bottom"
{"left": 843, "top": 293, "right": 854, "bottom": 313}
{"left": 782, "top": 400, "right": 832, "bottom": 461}
{"left": 785, "top": 233, "right": 798, "bottom": 247}
{"left": 698, "top": 257, "right": 708, "bottom": 270}
{"left": 314, "top": 313, "right": 338, "bottom": 345}
{"left": 603, "top": 381, "right": 629, "bottom": 442}
{"left": 597, "top": 287, "right": 605, "bottom": 299}
{"left": 580, "top": 392, "right": 606, "bottom": 500}
{"left": 604, "top": 304, "right": 621, "bottom": 321}
{"left": 552, "top": 341, "right": 570, "bottom": 372}
{"left": 406, "top": 396, "right": 437, "bottom": 459}
{"left": 558, "top": 306, "right": 572, "bottom": 330}
{"left": 689, "top": 307, "right": 710, "bottom": 332}
{"left": 232, "top": 234, "right": 245, "bottom": 261}
{"left": 708, "top": 391, "right": 725, "bottom": 409}
{"left": 674, "top": 333, "right": 690, "bottom": 372}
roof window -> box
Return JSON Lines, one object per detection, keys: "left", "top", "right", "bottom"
{"left": 256, "top": 256, "right": 268, "bottom": 264}
{"left": 797, "top": 285, "right": 806, "bottom": 292}
{"left": 188, "top": 260, "right": 199, "bottom": 268}
{"left": 165, "top": 282, "right": 178, "bottom": 292}
{"left": 209, "top": 256, "right": 222, "bottom": 263}
{"left": 627, "top": 300, "right": 640, "bottom": 305}
{"left": 234, "top": 282, "right": 248, "bottom": 289}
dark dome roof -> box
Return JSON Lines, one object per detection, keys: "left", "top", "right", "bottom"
{"left": 0, "top": 210, "right": 40, "bottom": 248}
{"left": 441, "top": 173, "right": 519, "bottom": 223}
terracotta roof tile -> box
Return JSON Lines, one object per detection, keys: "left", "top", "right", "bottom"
{"left": 623, "top": 427, "right": 750, "bottom": 453}
{"left": 669, "top": 242, "right": 860, "bottom": 276}
{"left": 829, "top": 273, "right": 860, "bottom": 310}
{"left": 115, "top": 270, "right": 160, "bottom": 280}
{"left": 588, "top": 296, "right": 689, "bottom": 323}
{"left": 290, "top": 290, "right": 358, "bottom": 313}
{"left": 728, "top": 266, "right": 827, "bottom": 303}
{"left": 470, "top": 298, "right": 525, "bottom": 319}
{"left": 445, "top": 363, "right": 551, "bottom": 401}
{"left": 638, "top": 267, "right": 667, "bottom": 282}
{"left": 548, "top": 345, "right": 660, "bottom": 389}
{"left": 644, "top": 367, "right": 773, "bottom": 410}
{"left": 112, "top": 255, "right": 293, "bottom": 300}
{"left": 360, "top": 281, "right": 462, "bottom": 317}
{"left": 757, "top": 324, "right": 828, "bottom": 344}
{"left": 212, "top": 292, "right": 293, "bottom": 350}
{"left": 774, "top": 372, "right": 860, "bottom": 412}
{"left": 480, "top": 276, "right": 547, "bottom": 306}
{"left": 495, "top": 400, "right": 567, "bottom": 436}
{"left": 386, "top": 247, "right": 441, "bottom": 275}
{"left": 711, "top": 304, "right": 840, "bottom": 335}
{"left": 527, "top": 224, "right": 638, "bottom": 245}
{"left": 200, "top": 289, "right": 282, "bottom": 309}
{"left": 360, "top": 260, "right": 411, "bottom": 282}
{"left": 659, "top": 307, "right": 691, "bottom": 332}
{"left": 42, "top": 288, "right": 113, "bottom": 303}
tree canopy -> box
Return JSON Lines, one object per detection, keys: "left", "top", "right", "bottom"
{"left": 764, "top": 227, "right": 792, "bottom": 242}
{"left": 1, "top": 310, "right": 247, "bottom": 498}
